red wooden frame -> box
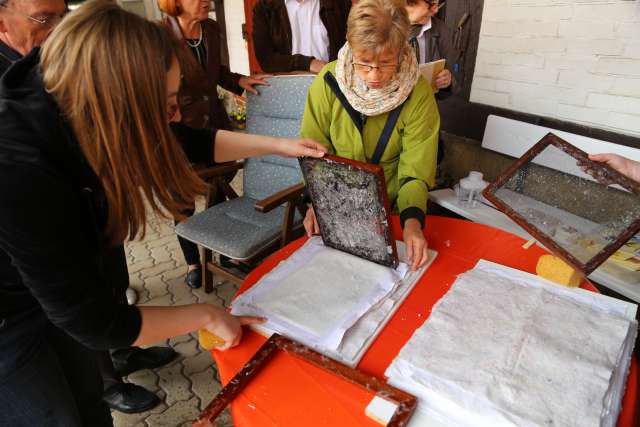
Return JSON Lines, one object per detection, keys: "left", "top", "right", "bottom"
{"left": 482, "top": 133, "right": 640, "bottom": 275}
{"left": 300, "top": 154, "right": 399, "bottom": 268}
{"left": 193, "top": 334, "right": 417, "bottom": 427}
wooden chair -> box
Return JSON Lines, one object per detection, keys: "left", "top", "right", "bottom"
{"left": 177, "top": 75, "right": 315, "bottom": 292}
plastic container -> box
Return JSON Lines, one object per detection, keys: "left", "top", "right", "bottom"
{"left": 454, "top": 171, "right": 489, "bottom": 208}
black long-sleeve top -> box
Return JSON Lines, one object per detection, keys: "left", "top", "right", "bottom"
{"left": 0, "top": 48, "right": 214, "bottom": 378}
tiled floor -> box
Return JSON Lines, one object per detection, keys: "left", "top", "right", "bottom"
{"left": 112, "top": 202, "right": 236, "bottom": 427}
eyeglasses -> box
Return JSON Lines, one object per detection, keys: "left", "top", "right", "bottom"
{"left": 0, "top": 4, "right": 67, "bottom": 27}
{"left": 352, "top": 62, "right": 399, "bottom": 73}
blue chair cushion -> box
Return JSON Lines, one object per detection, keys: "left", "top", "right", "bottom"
{"left": 176, "top": 196, "right": 302, "bottom": 260}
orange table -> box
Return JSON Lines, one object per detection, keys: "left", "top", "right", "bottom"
{"left": 212, "top": 216, "right": 639, "bottom": 427}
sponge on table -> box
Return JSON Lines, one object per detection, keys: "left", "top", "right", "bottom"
{"left": 536, "top": 255, "right": 582, "bottom": 288}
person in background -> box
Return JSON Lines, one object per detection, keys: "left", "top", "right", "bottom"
{"left": 0, "top": 0, "right": 180, "bottom": 415}
{"left": 252, "top": 0, "right": 351, "bottom": 73}
{"left": 0, "top": 1, "right": 325, "bottom": 425}
{"left": 0, "top": 0, "right": 65, "bottom": 73}
{"left": 158, "top": 0, "right": 267, "bottom": 289}
{"left": 405, "top": 0, "right": 455, "bottom": 93}
{"left": 300, "top": 0, "right": 440, "bottom": 272}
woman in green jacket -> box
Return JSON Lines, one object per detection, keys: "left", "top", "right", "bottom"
{"left": 300, "top": 0, "right": 440, "bottom": 271}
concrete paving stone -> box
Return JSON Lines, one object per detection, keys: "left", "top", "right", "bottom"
{"left": 142, "top": 275, "right": 169, "bottom": 301}
{"left": 139, "top": 232, "right": 162, "bottom": 245}
{"left": 194, "top": 294, "right": 221, "bottom": 307}
{"left": 156, "top": 223, "right": 176, "bottom": 238}
{"left": 146, "top": 235, "right": 178, "bottom": 250}
{"left": 128, "top": 258, "right": 155, "bottom": 275}
{"left": 191, "top": 367, "right": 222, "bottom": 411}
{"left": 128, "top": 272, "right": 143, "bottom": 289}
{"left": 182, "top": 348, "right": 215, "bottom": 376}
{"left": 164, "top": 268, "right": 187, "bottom": 285}
{"left": 167, "top": 248, "right": 186, "bottom": 265}
{"left": 170, "top": 282, "right": 199, "bottom": 306}
{"left": 139, "top": 261, "right": 177, "bottom": 280}
{"left": 132, "top": 286, "right": 151, "bottom": 305}
{"left": 141, "top": 293, "right": 174, "bottom": 307}
{"left": 168, "top": 251, "right": 183, "bottom": 264}
{"left": 149, "top": 246, "right": 173, "bottom": 264}
{"left": 125, "top": 369, "right": 160, "bottom": 393}
{"left": 172, "top": 338, "right": 200, "bottom": 359}
{"left": 157, "top": 362, "right": 191, "bottom": 406}
{"left": 193, "top": 288, "right": 225, "bottom": 306}
{"left": 129, "top": 245, "right": 152, "bottom": 263}
{"left": 146, "top": 396, "right": 201, "bottom": 427}
{"left": 212, "top": 282, "right": 238, "bottom": 308}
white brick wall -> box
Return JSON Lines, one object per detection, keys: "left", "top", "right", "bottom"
{"left": 470, "top": 0, "right": 640, "bottom": 138}
{"left": 224, "top": 1, "right": 250, "bottom": 75}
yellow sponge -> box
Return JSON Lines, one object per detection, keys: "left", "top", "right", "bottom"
{"left": 198, "top": 328, "right": 225, "bottom": 350}
{"left": 536, "top": 255, "right": 582, "bottom": 288}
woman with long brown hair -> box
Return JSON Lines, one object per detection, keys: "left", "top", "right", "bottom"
{"left": 0, "top": 1, "right": 325, "bottom": 425}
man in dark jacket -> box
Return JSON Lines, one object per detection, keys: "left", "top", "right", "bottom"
{"left": 0, "top": 0, "right": 67, "bottom": 74}
{"left": 0, "top": 0, "right": 177, "bottom": 415}
{"left": 406, "top": 0, "right": 460, "bottom": 95}
{"left": 252, "top": 0, "right": 350, "bottom": 73}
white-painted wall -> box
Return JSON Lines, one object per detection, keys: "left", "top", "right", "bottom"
{"left": 117, "top": 0, "right": 161, "bottom": 21}
{"left": 470, "top": 0, "right": 640, "bottom": 138}
{"left": 224, "top": 1, "right": 251, "bottom": 75}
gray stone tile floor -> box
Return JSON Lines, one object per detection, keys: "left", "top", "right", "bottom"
{"left": 113, "top": 197, "right": 237, "bottom": 427}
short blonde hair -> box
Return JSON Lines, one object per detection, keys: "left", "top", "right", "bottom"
{"left": 347, "top": 0, "right": 410, "bottom": 57}
{"left": 157, "top": 0, "right": 179, "bottom": 17}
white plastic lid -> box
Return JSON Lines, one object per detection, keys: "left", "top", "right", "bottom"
{"left": 469, "top": 171, "right": 484, "bottom": 181}
{"left": 460, "top": 171, "right": 488, "bottom": 191}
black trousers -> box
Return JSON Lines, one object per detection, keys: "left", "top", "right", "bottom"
{"left": 0, "top": 324, "right": 112, "bottom": 427}
{"left": 176, "top": 208, "right": 200, "bottom": 266}
{"left": 96, "top": 244, "right": 130, "bottom": 388}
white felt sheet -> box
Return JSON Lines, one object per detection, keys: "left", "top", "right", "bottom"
{"left": 385, "top": 260, "right": 638, "bottom": 427}
{"left": 232, "top": 237, "right": 408, "bottom": 350}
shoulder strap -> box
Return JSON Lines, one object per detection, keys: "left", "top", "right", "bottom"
{"left": 323, "top": 71, "right": 407, "bottom": 165}
{"left": 371, "top": 101, "right": 406, "bottom": 165}
{"left": 323, "top": 72, "right": 364, "bottom": 134}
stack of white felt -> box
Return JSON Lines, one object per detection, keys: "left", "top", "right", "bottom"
{"left": 231, "top": 237, "right": 409, "bottom": 353}
{"left": 385, "top": 260, "right": 638, "bottom": 427}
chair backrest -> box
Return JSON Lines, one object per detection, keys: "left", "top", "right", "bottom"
{"left": 243, "top": 74, "right": 315, "bottom": 201}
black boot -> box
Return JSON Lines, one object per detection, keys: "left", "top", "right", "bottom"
{"left": 185, "top": 267, "right": 202, "bottom": 289}
{"left": 102, "top": 383, "right": 160, "bottom": 414}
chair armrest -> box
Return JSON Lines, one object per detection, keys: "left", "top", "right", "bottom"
{"left": 254, "top": 183, "right": 306, "bottom": 213}
{"left": 196, "top": 161, "right": 244, "bottom": 180}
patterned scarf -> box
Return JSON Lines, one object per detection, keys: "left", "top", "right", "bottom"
{"left": 334, "top": 42, "right": 419, "bottom": 116}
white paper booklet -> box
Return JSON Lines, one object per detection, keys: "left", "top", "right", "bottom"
{"left": 419, "top": 59, "right": 446, "bottom": 93}
{"left": 385, "top": 260, "right": 638, "bottom": 427}
{"left": 231, "top": 237, "right": 438, "bottom": 367}
{"left": 232, "top": 237, "right": 408, "bottom": 351}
